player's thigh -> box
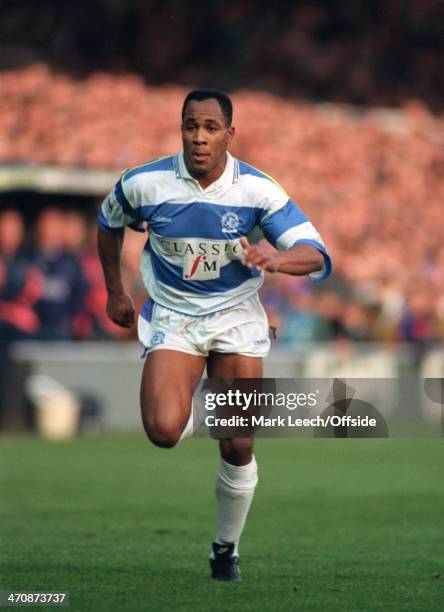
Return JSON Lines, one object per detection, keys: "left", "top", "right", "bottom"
{"left": 207, "top": 352, "right": 262, "bottom": 378}
{"left": 207, "top": 352, "right": 261, "bottom": 465}
{"left": 140, "top": 349, "right": 206, "bottom": 431}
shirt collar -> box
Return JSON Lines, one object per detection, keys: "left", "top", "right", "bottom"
{"left": 176, "top": 151, "right": 239, "bottom": 189}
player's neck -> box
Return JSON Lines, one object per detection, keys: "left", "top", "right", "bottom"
{"left": 188, "top": 154, "right": 228, "bottom": 190}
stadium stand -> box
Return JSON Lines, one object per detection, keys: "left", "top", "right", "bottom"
{"left": 1, "top": 67, "right": 443, "bottom": 346}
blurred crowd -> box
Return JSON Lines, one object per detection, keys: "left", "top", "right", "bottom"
{"left": 0, "top": 0, "right": 442, "bottom": 110}
{"left": 0, "top": 65, "right": 443, "bottom": 348}
{"left": 1, "top": 198, "right": 443, "bottom": 348}
{"left": 0, "top": 207, "right": 145, "bottom": 344}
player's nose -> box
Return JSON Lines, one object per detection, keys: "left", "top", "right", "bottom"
{"left": 193, "top": 128, "right": 207, "bottom": 144}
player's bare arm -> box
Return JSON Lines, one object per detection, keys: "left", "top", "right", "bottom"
{"left": 97, "top": 228, "right": 135, "bottom": 328}
{"left": 240, "top": 236, "right": 324, "bottom": 275}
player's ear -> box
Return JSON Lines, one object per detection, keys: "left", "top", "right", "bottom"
{"left": 226, "top": 125, "right": 235, "bottom": 144}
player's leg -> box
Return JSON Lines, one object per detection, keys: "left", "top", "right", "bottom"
{"left": 140, "top": 349, "right": 206, "bottom": 448}
{"left": 208, "top": 351, "right": 261, "bottom": 465}
{"left": 207, "top": 352, "right": 262, "bottom": 580}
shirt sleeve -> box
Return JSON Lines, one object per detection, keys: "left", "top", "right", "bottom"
{"left": 259, "top": 191, "right": 332, "bottom": 282}
{"left": 97, "top": 174, "right": 145, "bottom": 233}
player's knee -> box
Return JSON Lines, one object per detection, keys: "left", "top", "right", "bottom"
{"left": 141, "top": 414, "right": 182, "bottom": 448}
{"left": 220, "top": 438, "right": 254, "bottom": 465}
{"left": 145, "top": 425, "right": 182, "bottom": 448}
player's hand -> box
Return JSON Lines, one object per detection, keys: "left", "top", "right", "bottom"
{"left": 240, "top": 236, "right": 282, "bottom": 273}
{"left": 106, "top": 291, "right": 135, "bottom": 328}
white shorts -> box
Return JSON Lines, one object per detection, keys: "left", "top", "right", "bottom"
{"left": 138, "top": 293, "right": 270, "bottom": 357}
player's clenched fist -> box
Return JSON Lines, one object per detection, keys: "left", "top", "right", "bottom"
{"left": 240, "top": 236, "right": 282, "bottom": 273}
{"left": 106, "top": 291, "right": 135, "bottom": 328}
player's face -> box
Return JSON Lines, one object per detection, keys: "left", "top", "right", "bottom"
{"left": 182, "top": 99, "right": 235, "bottom": 188}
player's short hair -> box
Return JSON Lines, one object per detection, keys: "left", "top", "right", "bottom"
{"left": 182, "top": 89, "right": 233, "bottom": 127}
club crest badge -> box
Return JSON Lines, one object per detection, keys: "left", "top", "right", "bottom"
{"left": 221, "top": 212, "right": 240, "bottom": 233}
{"left": 151, "top": 331, "right": 165, "bottom": 346}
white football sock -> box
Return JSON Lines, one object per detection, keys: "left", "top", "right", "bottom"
{"left": 214, "top": 456, "right": 258, "bottom": 557}
{"left": 177, "top": 402, "right": 194, "bottom": 444}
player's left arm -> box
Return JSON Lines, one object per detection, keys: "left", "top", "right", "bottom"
{"left": 242, "top": 184, "right": 332, "bottom": 280}
{"left": 240, "top": 236, "right": 324, "bottom": 276}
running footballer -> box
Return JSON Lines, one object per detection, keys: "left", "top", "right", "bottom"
{"left": 97, "top": 90, "right": 332, "bottom": 581}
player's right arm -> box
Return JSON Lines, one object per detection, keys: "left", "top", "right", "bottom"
{"left": 97, "top": 174, "right": 143, "bottom": 328}
{"left": 97, "top": 227, "right": 135, "bottom": 328}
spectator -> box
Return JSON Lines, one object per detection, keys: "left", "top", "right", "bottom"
{"left": 32, "top": 208, "right": 89, "bottom": 340}
{"left": 279, "top": 291, "right": 323, "bottom": 346}
{"left": 0, "top": 209, "right": 43, "bottom": 426}
{"left": 0, "top": 210, "right": 43, "bottom": 341}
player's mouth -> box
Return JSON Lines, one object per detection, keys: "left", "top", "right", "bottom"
{"left": 192, "top": 151, "right": 210, "bottom": 164}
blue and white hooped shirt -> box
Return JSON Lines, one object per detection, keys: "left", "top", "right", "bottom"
{"left": 98, "top": 151, "right": 332, "bottom": 316}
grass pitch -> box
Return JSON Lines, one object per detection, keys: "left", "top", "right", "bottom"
{"left": 1, "top": 434, "right": 443, "bottom": 611}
